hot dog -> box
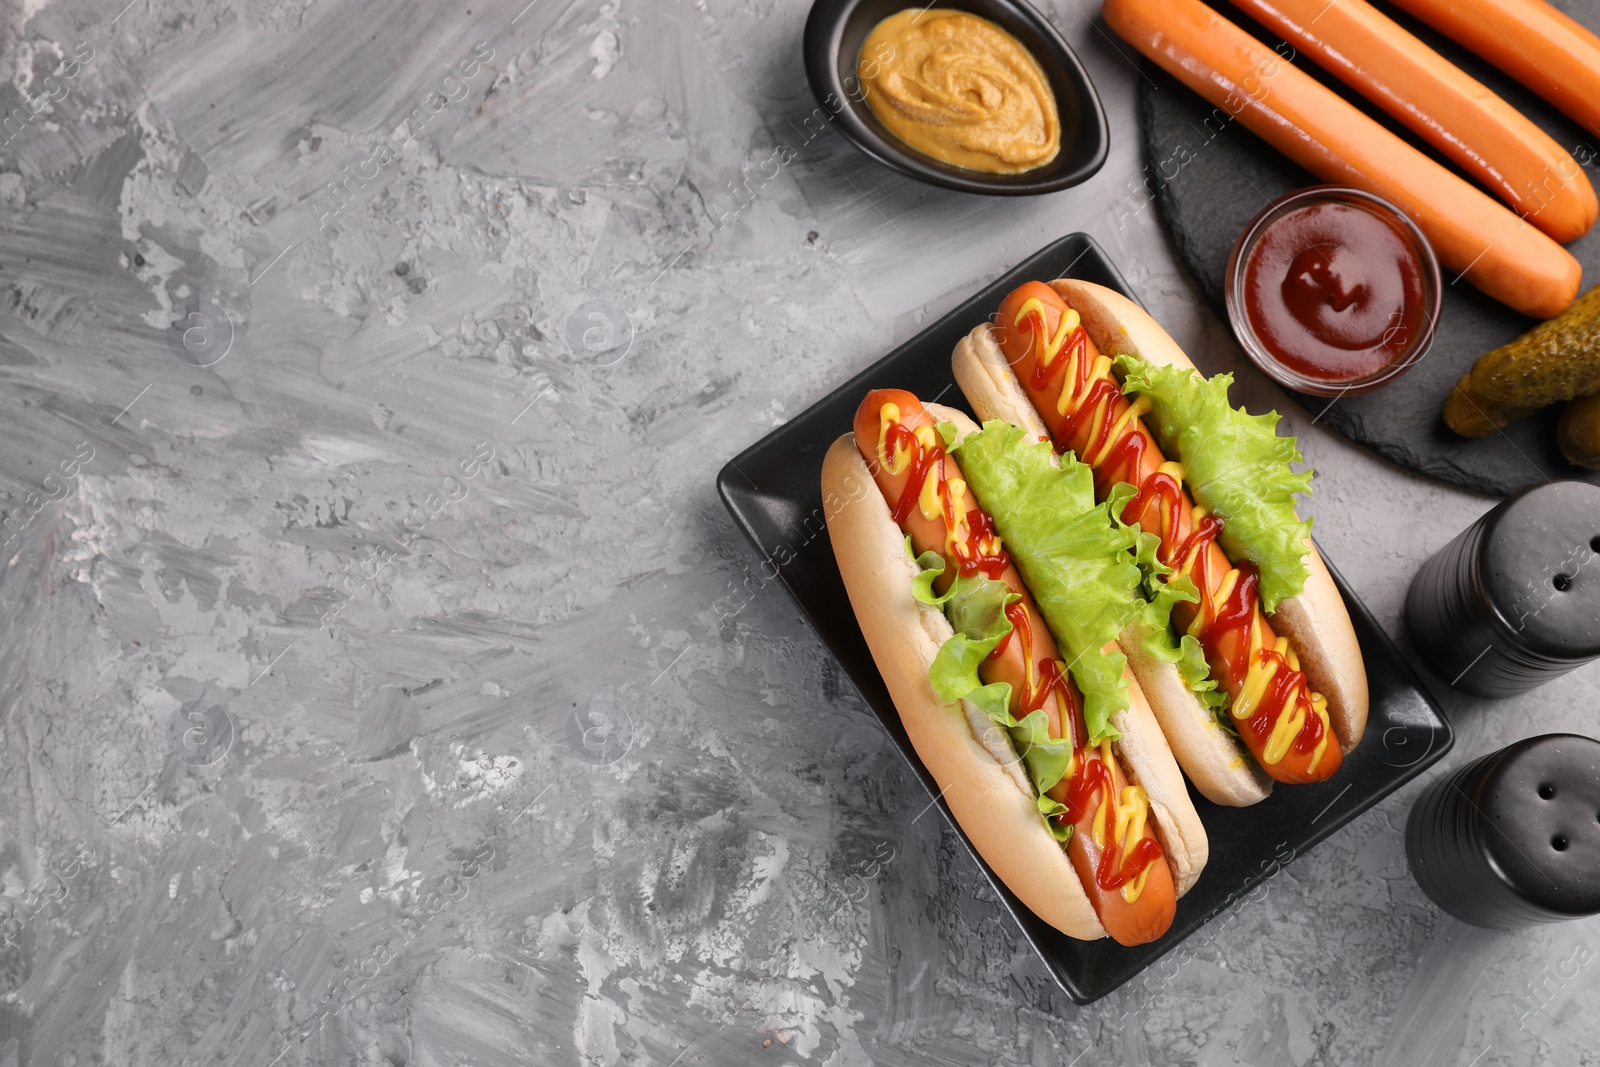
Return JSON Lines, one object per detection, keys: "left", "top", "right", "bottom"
{"left": 1225, "top": 0, "right": 1596, "bottom": 242}
{"left": 1103, "top": 0, "right": 1582, "bottom": 320}
{"left": 823, "top": 391, "right": 1207, "bottom": 943}
{"left": 953, "top": 280, "right": 1369, "bottom": 804}
{"left": 1387, "top": 0, "right": 1600, "bottom": 142}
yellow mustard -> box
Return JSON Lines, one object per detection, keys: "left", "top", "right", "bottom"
{"left": 857, "top": 9, "right": 1061, "bottom": 174}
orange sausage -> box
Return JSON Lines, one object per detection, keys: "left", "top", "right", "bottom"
{"left": 994, "top": 283, "right": 1342, "bottom": 785}
{"left": 1226, "top": 0, "right": 1596, "bottom": 242}
{"left": 854, "top": 388, "right": 1177, "bottom": 946}
{"left": 1388, "top": 0, "right": 1600, "bottom": 141}
{"left": 1103, "top": 0, "right": 1582, "bottom": 319}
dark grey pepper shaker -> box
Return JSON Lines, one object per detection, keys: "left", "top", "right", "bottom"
{"left": 1407, "top": 734, "right": 1600, "bottom": 927}
{"left": 1405, "top": 480, "right": 1600, "bottom": 697}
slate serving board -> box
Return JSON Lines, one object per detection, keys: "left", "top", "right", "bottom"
{"left": 1138, "top": 0, "right": 1600, "bottom": 496}
{"left": 717, "top": 232, "right": 1453, "bottom": 1003}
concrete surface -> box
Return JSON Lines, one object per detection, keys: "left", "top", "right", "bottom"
{"left": 0, "top": 0, "right": 1596, "bottom": 1064}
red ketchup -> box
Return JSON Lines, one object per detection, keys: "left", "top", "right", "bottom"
{"left": 1241, "top": 201, "right": 1426, "bottom": 384}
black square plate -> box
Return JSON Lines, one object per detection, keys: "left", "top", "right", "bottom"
{"left": 715, "top": 233, "right": 1454, "bottom": 1003}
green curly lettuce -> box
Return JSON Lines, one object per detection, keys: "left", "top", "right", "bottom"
{"left": 1106, "top": 481, "right": 1230, "bottom": 720}
{"left": 947, "top": 421, "right": 1148, "bottom": 747}
{"left": 1177, "top": 634, "right": 1231, "bottom": 725}
{"left": 907, "top": 539, "right": 957, "bottom": 607}
{"left": 1114, "top": 355, "right": 1313, "bottom": 613}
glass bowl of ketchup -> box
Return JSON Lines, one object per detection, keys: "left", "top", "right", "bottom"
{"left": 1226, "top": 186, "right": 1441, "bottom": 397}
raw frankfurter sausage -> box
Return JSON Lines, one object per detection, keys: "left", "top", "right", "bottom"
{"left": 1226, "top": 0, "right": 1596, "bottom": 242}
{"left": 1103, "top": 0, "right": 1582, "bottom": 319}
{"left": 1387, "top": 0, "right": 1600, "bottom": 142}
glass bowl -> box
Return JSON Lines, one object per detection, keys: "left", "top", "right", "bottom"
{"left": 1225, "top": 185, "right": 1442, "bottom": 397}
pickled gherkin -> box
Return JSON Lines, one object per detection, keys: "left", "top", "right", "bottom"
{"left": 1444, "top": 285, "right": 1600, "bottom": 436}
{"left": 1558, "top": 393, "right": 1600, "bottom": 469}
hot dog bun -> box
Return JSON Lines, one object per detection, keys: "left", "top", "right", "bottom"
{"left": 953, "top": 280, "right": 1368, "bottom": 805}
{"left": 824, "top": 434, "right": 1105, "bottom": 939}
{"left": 823, "top": 404, "right": 1208, "bottom": 935}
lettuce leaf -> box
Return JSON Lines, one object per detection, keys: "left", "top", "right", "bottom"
{"left": 1036, "top": 795, "right": 1073, "bottom": 842}
{"left": 1110, "top": 481, "right": 1195, "bottom": 639}
{"left": 927, "top": 574, "right": 1074, "bottom": 835}
{"left": 909, "top": 547, "right": 956, "bottom": 607}
{"left": 1115, "top": 355, "right": 1313, "bottom": 613}
{"left": 949, "top": 421, "right": 1145, "bottom": 746}
{"left": 1178, "top": 633, "right": 1231, "bottom": 721}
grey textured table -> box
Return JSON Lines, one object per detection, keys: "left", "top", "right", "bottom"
{"left": 0, "top": 1, "right": 1596, "bottom": 1064}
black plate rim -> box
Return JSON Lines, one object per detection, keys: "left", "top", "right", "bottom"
{"left": 801, "top": 0, "right": 1110, "bottom": 195}
{"left": 715, "top": 232, "right": 1455, "bottom": 1002}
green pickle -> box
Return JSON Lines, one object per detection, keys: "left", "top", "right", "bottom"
{"left": 1558, "top": 393, "right": 1600, "bottom": 470}
{"left": 1444, "top": 285, "right": 1600, "bottom": 437}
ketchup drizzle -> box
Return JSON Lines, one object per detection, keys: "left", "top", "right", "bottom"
{"left": 1024, "top": 657, "right": 1076, "bottom": 719}
{"left": 1063, "top": 756, "right": 1111, "bottom": 826}
{"left": 1172, "top": 514, "right": 1226, "bottom": 577}
{"left": 956, "top": 508, "right": 1009, "bottom": 579}
{"left": 1099, "top": 837, "right": 1164, "bottom": 891}
{"left": 984, "top": 533, "right": 1157, "bottom": 891}
{"left": 1022, "top": 311, "right": 1088, "bottom": 393}
{"left": 1057, "top": 378, "right": 1120, "bottom": 456}
{"left": 1059, "top": 751, "right": 1160, "bottom": 891}
{"left": 888, "top": 421, "right": 1009, "bottom": 580}
{"left": 1123, "top": 471, "right": 1181, "bottom": 564}
{"left": 1292, "top": 693, "right": 1326, "bottom": 754}
{"left": 1107, "top": 427, "right": 1147, "bottom": 491}
{"left": 889, "top": 424, "right": 935, "bottom": 524}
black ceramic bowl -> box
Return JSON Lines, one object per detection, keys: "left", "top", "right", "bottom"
{"left": 802, "top": 0, "right": 1109, "bottom": 195}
